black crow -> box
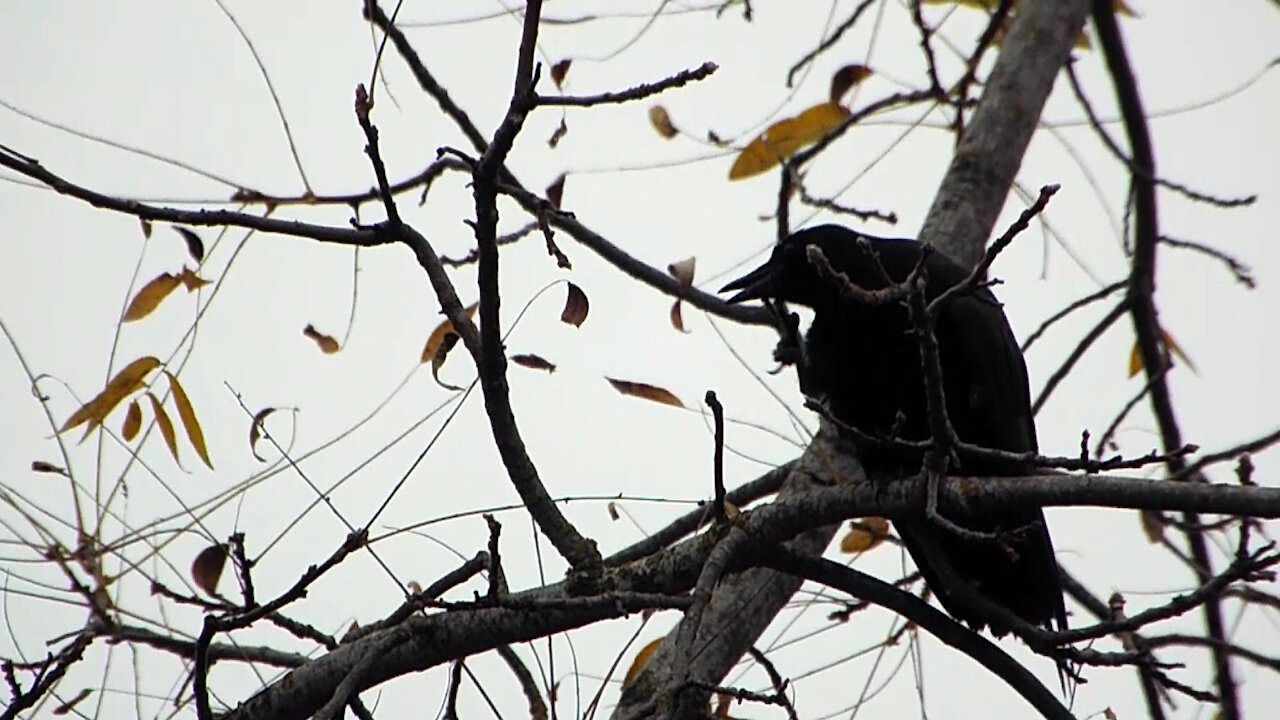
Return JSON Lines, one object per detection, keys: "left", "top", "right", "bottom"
{"left": 722, "top": 224, "right": 1066, "bottom": 638}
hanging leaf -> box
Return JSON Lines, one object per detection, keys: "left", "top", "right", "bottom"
{"left": 829, "top": 64, "right": 873, "bottom": 104}
{"left": 511, "top": 353, "right": 557, "bottom": 373}
{"left": 648, "top": 105, "right": 678, "bottom": 139}
{"left": 60, "top": 356, "right": 161, "bottom": 436}
{"left": 669, "top": 300, "right": 688, "bottom": 333}
{"left": 550, "top": 58, "right": 572, "bottom": 88}
{"left": 177, "top": 266, "right": 211, "bottom": 291}
{"left": 303, "top": 324, "right": 341, "bottom": 354}
{"left": 175, "top": 227, "right": 206, "bottom": 263}
{"left": 1139, "top": 510, "right": 1166, "bottom": 544}
{"left": 707, "top": 129, "right": 729, "bottom": 147}
{"left": 546, "top": 173, "right": 566, "bottom": 209}
{"left": 729, "top": 102, "right": 851, "bottom": 181}
{"left": 606, "top": 378, "right": 684, "bottom": 408}
{"left": 548, "top": 117, "right": 568, "bottom": 148}
{"left": 249, "top": 407, "right": 277, "bottom": 462}
{"left": 31, "top": 460, "right": 69, "bottom": 476}
{"left": 123, "top": 273, "right": 182, "bottom": 322}
{"left": 146, "top": 392, "right": 181, "bottom": 466}
{"left": 166, "top": 371, "right": 212, "bottom": 469}
{"left": 840, "top": 517, "right": 891, "bottom": 554}
{"left": 560, "top": 282, "right": 589, "bottom": 327}
{"left": 140, "top": 218, "right": 152, "bottom": 239}
{"left": 420, "top": 302, "right": 479, "bottom": 363}
{"left": 1127, "top": 329, "right": 1196, "bottom": 378}
{"left": 607, "top": 501, "right": 620, "bottom": 520}
{"left": 431, "top": 332, "right": 466, "bottom": 391}
{"left": 121, "top": 399, "right": 143, "bottom": 442}
{"left": 622, "top": 638, "right": 664, "bottom": 687}
{"left": 191, "top": 543, "right": 228, "bottom": 596}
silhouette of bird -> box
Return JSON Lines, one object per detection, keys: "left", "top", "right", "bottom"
{"left": 722, "top": 224, "right": 1066, "bottom": 638}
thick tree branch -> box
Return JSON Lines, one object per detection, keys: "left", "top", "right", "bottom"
{"left": 918, "top": 0, "right": 1089, "bottom": 266}
{"left": 1091, "top": 3, "right": 1242, "bottom": 717}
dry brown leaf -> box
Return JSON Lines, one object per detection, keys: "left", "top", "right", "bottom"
{"left": 303, "top": 324, "right": 341, "bottom": 354}
{"left": 670, "top": 300, "right": 688, "bottom": 333}
{"left": 667, "top": 256, "right": 696, "bottom": 287}
{"left": 175, "top": 226, "right": 205, "bottom": 263}
{"left": 140, "top": 218, "right": 152, "bottom": 239}
{"left": 122, "top": 399, "right": 143, "bottom": 442}
{"left": 607, "top": 501, "right": 620, "bottom": 521}
{"left": 249, "top": 407, "right": 277, "bottom": 462}
{"left": 123, "top": 272, "right": 182, "bottom": 322}
{"left": 830, "top": 64, "right": 873, "bottom": 104}
{"left": 177, "top": 266, "right": 211, "bottom": 291}
{"left": 707, "top": 129, "right": 729, "bottom": 147}
{"left": 191, "top": 543, "right": 228, "bottom": 596}
{"left": 31, "top": 460, "right": 68, "bottom": 476}
{"left": 729, "top": 102, "right": 851, "bottom": 180}
{"left": 623, "top": 637, "right": 664, "bottom": 687}
{"left": 561, "top": 282, "right": 589, "bottom": 327}
{"left": 550, "top": 58, "right": 572, "bottom": 88}
{"left": 1103, "top": 709, "right": 1118, "bottom": 720}
{"left": 421, "top": 302, "right": 479, "bottom": 363}
{"left": 840, "top": 517, "right": 891, "bottom": 554}
{"left": 648, "top": 105, "right": 678, "bottom": 139}
{"left": 722, "top": 500, "right": 740, "bottom": 519}
{"left": 511, "top": 353, "right": 557, "bottom": 373}
{"left": 431, "top": 332, "right": 466, "bottom": 391}
{"left": 146, "top": 392, "right": 181, "bottom": 466}
{"left": 1140, "top": 509, "right": 1165, "bottom": 544}
{"left": 548, "top": 117, "right": 568, "bottom": 148}
{"left": 547, "top": 173, "right": 566, "bottom": 209}
{"left": 166, "top": 371, "right": 212, "bottom": 469}
{"left": 60, "top": 356, "right": 161, "bottom": 436}
{"left": 606, "top": 377, "right": 683, "bottom": 408}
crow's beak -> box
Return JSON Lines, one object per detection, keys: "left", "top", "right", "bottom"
{"left": 720, "top": 261, "right": 776, "bottom": 304}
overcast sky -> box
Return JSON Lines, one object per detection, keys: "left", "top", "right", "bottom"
{"left": 1, "top": 2, "right": 1278, "bottom": 719}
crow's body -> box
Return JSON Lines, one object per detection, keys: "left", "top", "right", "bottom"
{"left": 723, "top": 224, "right": 1066, "bottom": 638}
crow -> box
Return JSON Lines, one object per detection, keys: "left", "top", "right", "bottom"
{"left": 721, "top": 224, "right": 1066, "bottom": 639}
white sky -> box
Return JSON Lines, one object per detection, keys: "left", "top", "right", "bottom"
{"left": 1, "top": 2, "right": 1278, "bottom": 719}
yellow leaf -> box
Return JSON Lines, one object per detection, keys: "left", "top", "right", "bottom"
{"left": 165, "top": 371, "right": 212, "bottom": 469}
{"left": 123, "top": 273, "right": 182, "bottom": 322}
{"left": 146, "top": 391, "right": 181, "bottom": 466}
{"left": 303, "top": 324, "right": 341, "bottom": 354}
{"left": 60, "top": 356, "right": 161, "bottom": 435}
{"left": 121, "top": 399, "right": 142, "bottom": 442}
{"left": 840, "top": 517, "right": 891, "bottom": 554}
{"left": 606, "top": 378, "right": 684, "bottom": 408}
{"left": 1127, "top": 329, "right": 1196, "bottom": 378}
{"left": 177, "top": 266, "right": 211, "bottom": 291}
{"left": 421, "top": 302, "right": 479, "bottom": 364}
{"left": 648, "top": 105, "right": 678, "bottom": 139}
{"left": 729, "top": 102, "right": 851, "bottom": 180}
{"left": 623, "top": 638, "right": 663, "bottom": 687}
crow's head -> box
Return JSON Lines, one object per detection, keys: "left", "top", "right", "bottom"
{"left": 721, "top": 225, "right": 914, "bottom": 308}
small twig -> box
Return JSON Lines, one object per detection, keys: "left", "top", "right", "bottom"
{"left": 440, "top": 221, "right": 538, "bottom": 267}
{"left": 745, "top": 647, "right": 797, "bottom": 720}
{"left": 1160, "top": 236, "right": 1255, "bottom": 288}
{"left": 790, "top": 168, "right": 898, "bottom": 224}
{"left": 928, "top": 183, "right": 1059, "bottom": 315}
{"left": 1032, "top": 299, "right": 1129, "bottom": 414}
{"left": 705, "top": 391, "right": 728, "bottom": 523}
{"left": 441, "top": 660, "right": 464, "bottom": 720}
{"left": 1094, "top": 365, "right": 1171, "bottom": 457}
{"left": 496, "top": 645, "right": 549, "bottom": 720}
{"left": 354, "top": 84, "right": 401, "bottom": 225}
{"left": 485, "top": 515, "right": 507, "bottom": 601}
{"left": 1021, "top": 280, "right": 1127, "bottom": 351}
{"left": 910, "top": 1, "right": 945, "bottom": 95}
{"left": 949, "top": 0, "right": 1014, "bottom": 137}
{"left": 228, "top": 532, "right": 255, "bottom": 610}
{"left": 534, "top": 61, "right": 717, "bottom": 107}
{"left": 348, "top": 552, "right": 490, "bottom": 641}
{"left": 785, "top": 0, "right": 878, "bottom": 87}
